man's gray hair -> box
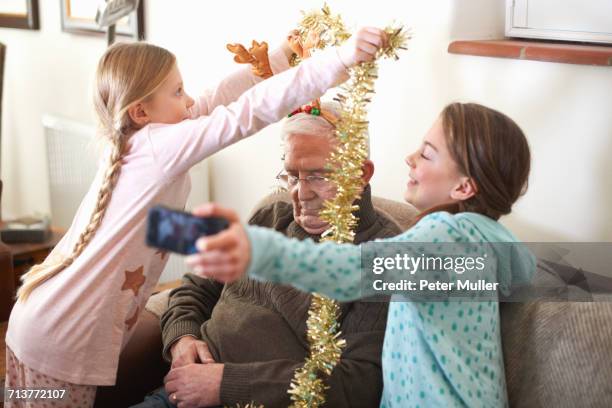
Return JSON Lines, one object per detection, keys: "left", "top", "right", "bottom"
{"left": 280, "top": 101, "right": 370, "bottom": 157}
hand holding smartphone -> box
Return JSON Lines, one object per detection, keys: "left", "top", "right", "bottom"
{"left": 146, "top": 205, "right": 229, "bottom": 255}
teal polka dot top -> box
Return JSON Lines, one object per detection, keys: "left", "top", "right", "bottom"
{"left": 246, "top": 211, "right": 535, "bottom": 407}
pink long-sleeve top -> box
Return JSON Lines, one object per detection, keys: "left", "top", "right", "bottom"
{"left": 6, "top": 47, "right": 349, "bottom": 385}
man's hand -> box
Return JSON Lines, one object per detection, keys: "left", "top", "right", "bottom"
{"left": 170, "top": 336, "right": 215, "bottom": 369}
{"left": 185, "top": 204, "right": 250, "bottom": 284}
{"left": 165, "top": 363, "right": 224, "bottom": 408}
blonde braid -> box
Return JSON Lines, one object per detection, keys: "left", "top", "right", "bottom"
{"left": 73, "top": 131, "right": 126, "bottom": 258}
{"left": 17, "top": 130, "right": 126, "bottom": 302}
{"left": 17, "top": 42, "right": 177, "bottom": 302}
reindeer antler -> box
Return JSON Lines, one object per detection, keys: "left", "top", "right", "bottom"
{"left": 227, "top": 31, "right": 335, "bottom": 124}
{"left": 248, "top": 40, "right": 273, "bottom": 79}
{"left": 226, "top": 40, "right": 273, "bottom": 79}
{"left": 226, "top": 43, "right": 255, "bottom": 64}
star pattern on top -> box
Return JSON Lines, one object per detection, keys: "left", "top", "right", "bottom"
{"left": 155, "top": 249, "right": 168, "bottom": 261}
{"left": 125, "top": 306, "right": 140, "bottom": 331}
{"left": 121, "top": 266, "right": 146, "bottom": 297}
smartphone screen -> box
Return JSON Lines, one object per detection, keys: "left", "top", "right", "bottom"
{"left": 146, "top": 205, "right": 229, "bottom": 255}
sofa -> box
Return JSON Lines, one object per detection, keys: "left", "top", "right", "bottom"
{"left": 94, "top": 192, "right": 612, "bottom": 407}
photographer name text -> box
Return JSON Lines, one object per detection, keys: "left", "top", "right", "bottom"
{"left": 372, "top": 279, "right": 499, "bottom": 292}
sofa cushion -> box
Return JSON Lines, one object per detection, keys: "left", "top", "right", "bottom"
{"left": 145, "top": 289, "right": 171, "bottom": 318}
{"left": 502, "top": 299, "right": 612, "bottom": 406}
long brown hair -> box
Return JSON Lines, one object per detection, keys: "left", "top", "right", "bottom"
{"left": 412, "top": 102, "right": 531, "bottom": 225}
{"left": 17, "top": 42, "right": 176, "bottom": 301}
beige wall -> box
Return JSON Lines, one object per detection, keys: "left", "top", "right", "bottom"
{"left": 2, "top": 0, "right": 611, "bottom": 242}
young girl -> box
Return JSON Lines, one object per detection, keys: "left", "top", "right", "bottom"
{"left": 186, "top": 102, "right": 536, "bottom": 407}
{"left": 4, "top": 28, "right": 387, "bottom": 406}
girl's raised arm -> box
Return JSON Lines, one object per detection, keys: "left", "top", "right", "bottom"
{"left": 148, "top": 47, "right": 349, "bottom": 180}
{"left": 190, "top": 45, "right": 292, "bottom": 117}
{"left": 244, "top": 213, "right": 476, "bottom": 301}
{"left": 146, "top": 27, "right": 385, "bottom": 180}
{"left": 194, "top": 210, "right": 534, "bottom": 302}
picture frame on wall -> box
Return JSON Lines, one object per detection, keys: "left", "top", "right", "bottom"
{"left": 0, "top": 0, "right": 40, "bottom": 30}
{"left": 60, "top": 0, "right": 145, "bottom": 40}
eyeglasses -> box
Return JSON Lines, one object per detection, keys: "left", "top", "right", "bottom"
{"left": 276, "top": 170, "right": 332, "bottom": 190}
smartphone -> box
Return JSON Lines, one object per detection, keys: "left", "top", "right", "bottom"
{"left": 146, "top": 205, "right": 229, "bottom": 255}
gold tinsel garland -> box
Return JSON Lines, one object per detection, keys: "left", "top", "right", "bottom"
{"left": 233, "top": 5, "right": 409, "bottom": 408}
{"left": 288, "top": 294, "right": 346, "bottom": 407}
{"left": 289, "top": 5, "right": 410, "bottom": 408}
{"left": 290, "top": 3, "right": 351, "bottom": 66}
{"left": 285, "top": 7, "right": 351, "bottom": 408}
{"left": 290, "top": 6, "right": 410, "bottom": 408}
{"left": 320, "top": 26, "right": 410, "bottom": 243}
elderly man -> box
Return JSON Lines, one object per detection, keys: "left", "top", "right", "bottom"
{"left": 151, "top": 103, "right": 401, "bottom": 408}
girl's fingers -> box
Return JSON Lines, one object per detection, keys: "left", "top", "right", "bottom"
{"left": 186, "top": 250, "right": 231, "bottom": 268}
{"left": 357, "top": 41, "right": 379, "bottom": 56}
{"left": 363, "top": 26, "right": 383, "bottom": 35}
{"left": 350, "top": 27, "right": 386, "bottom": 63}
{"left": 188, "top": 228, "right": 247, "bottom": 283}
{"left": 192, "top": 263, "right": 230, "bottom": 280}
{"left": 185, "top": 253, "right": 203, "bottom": 267}
{"left": 196, "top": 229, "right": 237, "bottom": 252}
{"left": 212, "top": 250, "right": 237, "bottom": 264}
{"left": 360, "top": 29, "right": 384, "bottom": 47}
{"left": 192, "top": 265, "right": 206, "bottom": 277}
{"left": 201, "top": 262, "right": 237, "bottom": 278}
{"left": 196, "top": 261, "right": 241, "bottom": 283}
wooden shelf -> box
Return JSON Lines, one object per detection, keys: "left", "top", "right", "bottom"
{"left": 448, "top": 39, "right": 612, "bottom": 66}
{"left": 1, "top": 228, "right": 65, "bottom": 321}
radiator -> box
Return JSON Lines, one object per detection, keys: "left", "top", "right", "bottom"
{"left": 43, "top": 114, "right": 209, "bottom": 283}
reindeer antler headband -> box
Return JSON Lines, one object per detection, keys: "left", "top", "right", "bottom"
{"left": 226, "top": 31, "right": 338, "bottom": 126}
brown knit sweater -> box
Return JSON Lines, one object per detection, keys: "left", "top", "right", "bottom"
{"left": 160, "top": 186, "right": 400, "bottom": 407}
